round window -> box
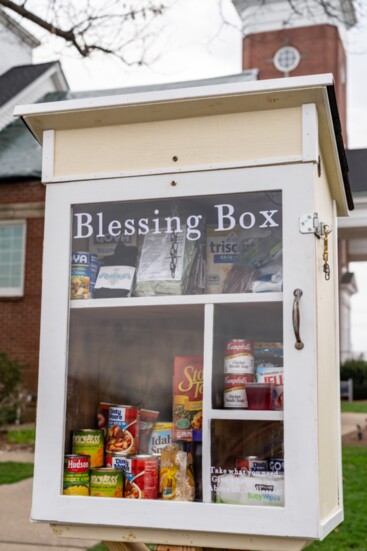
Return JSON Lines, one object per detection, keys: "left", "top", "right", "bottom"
{"left": 273, "top": 46, "right": 301, "bottom": 73}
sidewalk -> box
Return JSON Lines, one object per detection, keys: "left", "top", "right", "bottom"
{"left": 0, "top": 449, "right": 99, "bottom": 551}
{"left": 0, "top": 412, "right": 366, "bottom": 550}
{"left": 341, "top": 411, "right": 367, "bottom": 436}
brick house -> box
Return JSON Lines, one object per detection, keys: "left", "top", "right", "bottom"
{"left": 0, "top": 9, "right": 68, "bottom": 405}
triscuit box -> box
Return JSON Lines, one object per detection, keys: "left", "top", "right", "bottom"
{"left": 206, "top": 226, "right": 240, "bottom": 294}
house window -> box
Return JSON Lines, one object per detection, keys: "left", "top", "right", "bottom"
{"left": 0, "top": 220, "right": 26, "bottom": 297}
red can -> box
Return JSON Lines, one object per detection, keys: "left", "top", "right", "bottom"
{"left": 106, "top": 405, "right": 140, "bottom": 455}
{"left": 97, "top": 402, "right": 115, "bottom": 437}
{"left": 236, "top": 456, "right": 268, "bottom": 472}
{"left": 63, "top": 454, "right": 90, "bottom": 496}
{"left": 117, "top": 454, "right": 159, "bottom": 499}
{"left": 224, "top": 374, "right": 253, "bottom": 408}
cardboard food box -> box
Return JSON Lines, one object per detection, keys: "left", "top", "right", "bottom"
{"left": 172, "top": 356, "right": 203, "bottom": 442}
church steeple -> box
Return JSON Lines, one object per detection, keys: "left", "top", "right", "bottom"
{"left": 232, "top": 0, "right": 357, "bottom": 143}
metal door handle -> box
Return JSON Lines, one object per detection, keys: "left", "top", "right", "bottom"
{"left": 293, "top": 289, "right": 304, "bottom": 350}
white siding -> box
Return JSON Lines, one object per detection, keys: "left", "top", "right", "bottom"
{"left": 0, "top": 23, "right": 32, "bottom": 75}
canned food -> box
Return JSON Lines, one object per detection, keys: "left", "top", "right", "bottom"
{"left": 236, "top": 456, "right": 268, "bottom": 472}
{"left": 269, "top": 458, "right": 284, "bottom": 473}
{"left": 107, "top": 405, "right": 140, "bottom": 455}
{"left": 97, "top": 402, "right": 115, "bottom": 438}
{"left": 107, "top": 454, "right": 158, "bottom": 499}
{"left": 63, "top": 454, "right": 90, "bottom": 496}
{"left": 90, "top": 467, "right": 123, "bottom": 497}
{"left": 72, "top": 429, "right": 104, "bottom": 467}
{"left": 224, "top": 374, "right": 252, "bottom": 408}
{"left": 224, "top": 340, "right": 254, "bottom": 374}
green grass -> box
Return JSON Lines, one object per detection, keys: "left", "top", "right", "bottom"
{"left": 88, "top": 545, "right": 109, "bottom": 551}
{"left": 307, "top": 446, "right": 367, "bottom": 550}
{"left": 341, "top": 401, "right": 367, "bottom": 414}
{"left": 6, "top": 426, "right": 35, "bottom": 445}
{"left": 0, "top": 462, "right": 34, "bottom": 484}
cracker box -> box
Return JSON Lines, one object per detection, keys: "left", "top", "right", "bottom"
{"left": 172, "top": 356, "right": 203, "bottom": 442}
{"left": 206, "top": 227, "right": 240, "bottom": 294}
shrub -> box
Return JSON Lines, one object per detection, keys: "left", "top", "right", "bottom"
{"left": 340, "top": 359, "right": 367, "bottom": 400}
{"left": 0, "top": 352, "right": 25, "bottom": 425}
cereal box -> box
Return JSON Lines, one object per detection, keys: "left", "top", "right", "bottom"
{"left": 172, "top": 356, "right": 203, "bottom": 442}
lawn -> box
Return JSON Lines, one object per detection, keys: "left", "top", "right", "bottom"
{"left": 0, "top": 462, "right": 34, "bottom": 484}
{"left": 341, "top": 400, "right": 367, "bottom": 414}
{"left": 306, "top": 446, "right": 367, "bottom": 550}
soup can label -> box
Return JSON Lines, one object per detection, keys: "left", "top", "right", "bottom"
{"left": 90, "top": 467, "right": 123, "bottom": 497}
{"left": 269, "top": 458, "right": 284, "bottom": 473}
{"left": 108, "top": 454, "right": 158, "bottom": 499}
{"left": 236, "top": 456, "right": 268, "bottom": 472}
{"left": 224, "top": 374, "right": 251, "bottom": 408}
{"left": 224, "top": 340, "right": 254, "bottom": 374}
{"left": 72, "top": 429, "right": 104, "bottom": 467}
{"left": 63, "top": 454, "right": 90, "bottom": 496}
{"left": 107, "top": 405, "right": 140, "bottom": 454}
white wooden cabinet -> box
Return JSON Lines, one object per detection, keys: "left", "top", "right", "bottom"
{"left": 15, "top": 75, "right": 351, "bottom": 550}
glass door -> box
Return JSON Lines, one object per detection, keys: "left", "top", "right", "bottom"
{"left": 65, "top": 189, "right": 283, "bottom": 504}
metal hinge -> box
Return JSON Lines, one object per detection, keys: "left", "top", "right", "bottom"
{"left": 299, "top": 213, "right": 331, "bottom": 238}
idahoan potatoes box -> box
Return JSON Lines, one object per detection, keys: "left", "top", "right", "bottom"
{"left": 172, "top": 356, "right": 203, "bottom": 442}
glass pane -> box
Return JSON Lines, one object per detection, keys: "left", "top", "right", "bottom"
{"left": 0, "top": 224, "right": 24, "bottom": 292}
{"left": 211, "top": 420, "right": 284, "bottom": 506}
{"left": 212, "top": 303, "right": 283, "bottom": 410}
{"left": 64, "top": 190, "right": 283, "bottom": 503}
{"left": 64, "top": 305, "right": 204, "bottom": 499}
{"left": 70, "top": 191, "right": 282, "bottom": 299}
{"left": 210, "top": 301, "right": 284, "bottom": 507}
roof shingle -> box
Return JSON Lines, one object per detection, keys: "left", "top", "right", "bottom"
{"left": 0, "top": 62, "right": 58, "bottom": 107}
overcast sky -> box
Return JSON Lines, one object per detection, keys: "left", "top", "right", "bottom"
{"left": 32, "top": 0, "right": 367, "bottom": 359}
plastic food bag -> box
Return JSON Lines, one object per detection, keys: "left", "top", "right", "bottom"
{"left": 160, "top": 445, "right": 195, "bottom": 501}
{"left": 134, "top": 221, "right": 205, "bottom": 296}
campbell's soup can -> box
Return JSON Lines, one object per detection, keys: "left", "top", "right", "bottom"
{"left": 107, "top": 405, "right": 140, "bottom": 455}
{"left": 63, "top": 454, "right": 90, "bottom": 496}
{"left": 90, "top": 467, "right": 123, "bottom": 498}
{"left": 224, "top": 339, "right": 254, "bottom": 374}
{"left": 72, "top": 429, "right": 104, "bottom": 467}
{"left": 224, "top": 374, "right": 253, "bottom": 408}
{"left": 109, "top": 454, "right": 158, "bottom": 499}
{"left": 236, "top": 456, "right": 268, "bottom": 472}
{"left": 269, "top": 458, "right": 284, "bottom": 473}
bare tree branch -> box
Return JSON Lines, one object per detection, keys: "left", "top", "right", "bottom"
{"left": 0, "top": 0, "right": 170, "bottom": 63}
